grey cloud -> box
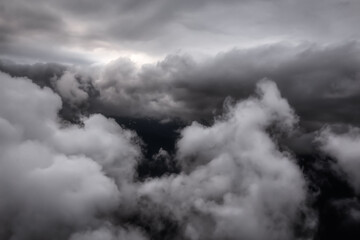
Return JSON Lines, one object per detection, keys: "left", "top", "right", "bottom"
{"left": 3, "top": 0, "right": 360, "bottom": 238}
{"left": 55, "top": 71, "right": 89, "bottom": 105}
{"left": 0, "top": 59, "right": 66, "bottom": 87}
{"left": 70, "top": 225, "right": 147, "bottom": 240}
{"left": 1, "top": 0, "right": 360, "bottom": 63}
{"left": 138, "top": 80, "right": 312, "bottom": 240}
{"left": 0, "top": 71, "right": 144, "bottom": 239}
{"left": 0, "top": 59, "right": 98, "bottom": 123}
{"left": 0, "top": 71, "right": 318, "bottom": 240}
{"left": 80, "top": 43, "right": 360, "bottom": 128}
{"left": 319, "top": 126, "right": 360, "bottom": 192}
{"left": 2, "top": 42, "right": 360, "bottom": 129}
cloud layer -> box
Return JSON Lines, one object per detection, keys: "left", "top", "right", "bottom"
{"left": 0, "top": 71, "right": 318, "bottom": 240}
{"left": 1, "top": 0, "right": 360, "bottom": 63}
{"left": 2, "top": 42, "right": 360, "bottom": 129}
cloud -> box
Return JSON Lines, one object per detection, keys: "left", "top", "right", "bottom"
{"left": 85, "top": 43, "right": 360, "bottom": 129}
{"left": 2, "top": 1, "right": 360, "bottom": 238}
{"left": 318, "top": 126, "right": 360, "bottom": 192}
{"left": 138, "top": 80, "right": 311, "bottom": 240}
{"left": 2, "top": 42, "right": 360, "bottom": 130}
{"left": 69, "top": 224, "right": 147, "bottom": 240}
{"left": 55, "top": 71, "right": 89, "bottom": 104}
{"left": 1, "top": 0, "right": 360, "bottom": 63}
{"left": 0, "top": 71, "right": 143, "bottom": 239}
{"left": 0, "top": 70, "right": 318, "bottom": 239}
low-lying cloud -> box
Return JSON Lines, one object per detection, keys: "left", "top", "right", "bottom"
{"left": 0, "top": 71, "right": 319, "bottom": 239}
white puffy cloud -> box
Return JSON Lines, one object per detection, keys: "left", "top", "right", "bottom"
{"left": 0, "top": 71, "right": 142, "bottom": 239}
{"left": 139, "top": 80, "right": 307, "bottom": 240}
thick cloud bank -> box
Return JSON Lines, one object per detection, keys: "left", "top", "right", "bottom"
{"left": 0, "top": 71, "right": 315, "bottom": 240}
{"left": 2, "top": 42, "right": 360, "bottom": 128}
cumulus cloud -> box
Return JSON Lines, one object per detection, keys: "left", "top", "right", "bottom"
{"left": 0, "top": 70, "right": 318, "bottom": 239}
{"left": 138, "top": 80, "right": 310, "bottom": 240}
{"left": 2, "top": 42, "right": 360, "bottom": 156}
{"left": 55, "top": 71, "right": 89, "bottom": 105}
{"left": 2, "top": 42, "right": 360, "bottom": 132}
{"left": 40, "top": 42, "right": 360, "bottom": 129}
{"left": 0, "top": 44, "right": 357, "bottom": 125}
{"left": 2, "top": 0, "right": 360, "bottom": 238}
{"left": 319, "top": 127, "right": 360, "bottom": 192}
{"left": 0, "top": 71, "right": 142, "bottom": 239}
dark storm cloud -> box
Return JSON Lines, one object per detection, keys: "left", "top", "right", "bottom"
{"left": 1, "top": 0, "right": 360, "bottom": 63}
{"left": 0, "top": 59, "right": 66, "bottom": 87}
{"left": 84, "top": 42, "right": 360, "bottom": 128}
{"left": 2, "top": 42, "right": 360, "bottom": 128}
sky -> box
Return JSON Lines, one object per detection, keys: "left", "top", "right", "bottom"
{"left": 1, "top": 0, "right": 360, "bottom": 240}
{"left": 1, "top": 0, "right": 360, "bottom": 64}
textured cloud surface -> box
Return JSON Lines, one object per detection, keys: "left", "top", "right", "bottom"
{"left": 1, "top": 0, "right": 360, "bottom": 64}
{"left": 0, "top": 72, "right": 144, "bottom": 240}
{"left": 3, "top": 42, "right": 360, "bottom": 128}
{"left": 2, "top": 0, "right": 360, "bottom": 239}
{"left": 139, "top": 80, "right": 310, "bottom": 240}
{"left": 0, "top": 71, "right": 317, "bottom": 239}
{"left": 319, "top": 127, "right": 360, "bottom": 192}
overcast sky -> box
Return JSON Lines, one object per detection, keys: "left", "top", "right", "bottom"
{"left": 1, "top": 0, "right": 360, "bottom": 64}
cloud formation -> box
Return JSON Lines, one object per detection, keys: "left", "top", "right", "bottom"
{"left": 138, "top": 80, "right": 310, "bottom": 240}
{"left": 1, "top": 0, "right": 360, "bottom": 63}
{"left": 0, "top": 72, "right": 143, "bottom": 239}
{"left": 3, "top": 42, "right": 360, "bottom": 130}
{"left": 0, "top": 71, "right": 317, "bottom": 240}
{"left": 319, "top": 127, "right": 360, "bottom": 192}
{"left": 1, "top": 0, "right": 360, "bottom": 239}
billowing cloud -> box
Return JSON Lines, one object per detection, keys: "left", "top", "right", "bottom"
{"left": 1, "top": 0, "right": 360, "bottom": 239}
{"left": 0, "top": 71, "right": 318, "bottom": 239}
{"left": 315, "top": 125, "right": 360, "bottom": 240}
{"left": 55, "top": 71, "right": 89, "bottom": 104}
{"left": 319, "top": 126, "right": 360, "bottom": 192}
{"left": 138, "top": 80, "right": 311, "bottom": 240}
{"left": 3, "top": 42, "right": 358, "bottom": 129}
{"left": 0, "top": 71, "right": 143, "bottom": 239}
{"left": 1, "top": 42, "right": 360, "bottom": 133}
